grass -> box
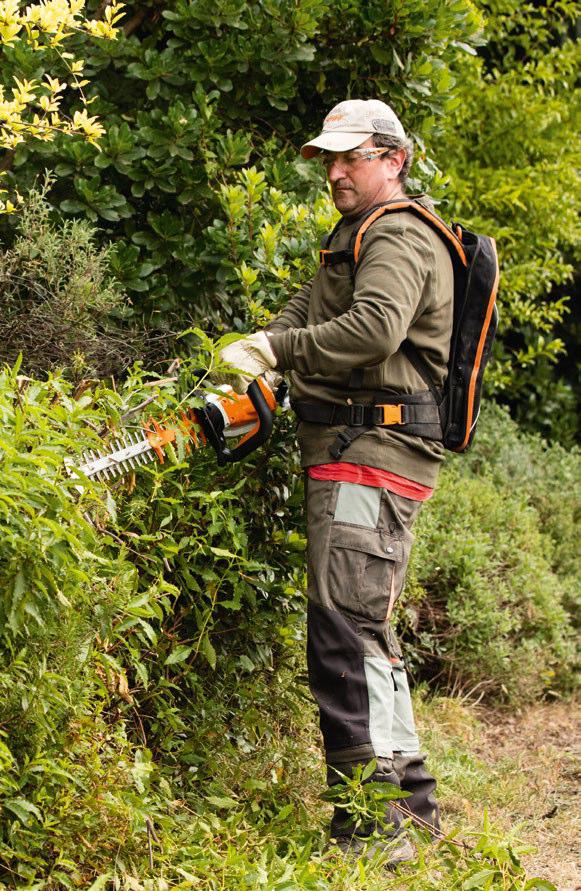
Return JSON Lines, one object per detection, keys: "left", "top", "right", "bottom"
{"left": 143, "top": 684, "right": 579, "bottom": 890}
{"left": 1, "top": 672, "right": 577, "bottom": 889}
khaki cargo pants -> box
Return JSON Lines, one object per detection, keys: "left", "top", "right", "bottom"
{"left": 306, "top": 477, "right": 423, "bottom": 775}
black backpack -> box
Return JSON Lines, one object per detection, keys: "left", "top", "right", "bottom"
{"left": 319, "top": 199, "right": 500, "bottom": 453}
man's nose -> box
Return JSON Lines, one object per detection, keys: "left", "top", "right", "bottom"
{"left": 327, "top": 160, "right": 348, "bottom": 183}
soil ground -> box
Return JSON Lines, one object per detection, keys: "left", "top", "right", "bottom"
{"left": 475, "top": 700, "right": 580, "bottom": 891}
{"left": 311, "top": 694, "right": 580, "bottom": 890}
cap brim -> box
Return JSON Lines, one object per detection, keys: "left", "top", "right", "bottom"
{"left": 300, "top": 131, "right": 372, "bottom": 159}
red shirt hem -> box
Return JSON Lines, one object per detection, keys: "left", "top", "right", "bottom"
{"left": 307, "top": 462, "right": 433, "bottom": 501}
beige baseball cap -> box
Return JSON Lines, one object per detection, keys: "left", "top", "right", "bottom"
{"left": 301, "top": 99, "right": 406, "bottom": 159}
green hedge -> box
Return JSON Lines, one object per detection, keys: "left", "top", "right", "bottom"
{"left": 0, "top": 359, "right": 576, "bottom": 885}
{"left": 402, "top": 403, "right": 578, "bottom": 701}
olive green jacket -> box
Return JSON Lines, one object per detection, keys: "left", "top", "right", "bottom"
{"left": 265, "top": 199, "right": 454, "bottom": 487}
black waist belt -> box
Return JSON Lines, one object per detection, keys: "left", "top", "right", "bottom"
{"left": 292, "top": 392, "right": 443, "bottom": 459}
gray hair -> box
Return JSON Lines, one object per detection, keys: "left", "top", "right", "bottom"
{"left": 372, "top": 133, "right": 414, "bottom": 187}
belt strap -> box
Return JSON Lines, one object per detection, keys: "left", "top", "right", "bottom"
{"left": 328, "top": 425, "right": 371, "bottom": 459}
{"left": 292, "top": 394, "right": 443, "bottom": 458}
{"left": 294, "top": 394, "right": 441, "bottom": 428}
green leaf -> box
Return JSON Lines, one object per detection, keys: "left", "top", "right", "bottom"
{"left": 207, "top": 795, "right": 238, "bottom": 809}
{"left": 200, "top": 633, "right": 217, "bottom": 670}
{"left": 209, "top": 546, "right": 238, "bottom": 559}
{"left": 361, "top": 759, "right": 377, "bottom": 782}
{"left": 462, "top": 871, "right": 496, "bottom": 890}
{"left": 270, "top": 803, "right": 294, "bottom": 823}
{"left": 164, "top": 645, "right": 193, "bottom": 665}
{"left": 238, "top": 654, "right": 255, "bottom": 672}
{"left": 4, "top": 798, "right": 42, "bottom": 824}
{"left": 524, "top": 881, "right": 558, "bottom": 891}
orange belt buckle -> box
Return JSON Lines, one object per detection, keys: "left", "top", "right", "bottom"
{"left": 377, "top": 403, "right": 404, "bottom": 426}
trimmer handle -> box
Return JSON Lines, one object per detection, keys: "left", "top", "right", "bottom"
{"left": 219, "top": 380, "right": 274, "bottom": 464}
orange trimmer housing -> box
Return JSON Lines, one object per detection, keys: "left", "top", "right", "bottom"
{"left": 145, "top": 378, "right": 277, "bottom": 464}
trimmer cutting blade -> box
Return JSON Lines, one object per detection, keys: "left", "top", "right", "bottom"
{"left": 72, "top": 378, "right": 279, "bottom": 482}
{"left": 77, "top": 430, "right": 158, "bottom": 482}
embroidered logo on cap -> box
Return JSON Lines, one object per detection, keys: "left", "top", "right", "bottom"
{"left": 324, "top": 113, "right": 346, "bottom": 129}
{"left": 372, "top": 118, "right": 396, "bottom": 133}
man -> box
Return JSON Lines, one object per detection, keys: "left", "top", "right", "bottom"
{"left": 220, "top": 99, "right": 453, "bottom": 863}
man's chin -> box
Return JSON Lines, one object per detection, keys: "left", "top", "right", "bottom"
{"left": 333, "top": 191, "right": 357, "bottom": 213}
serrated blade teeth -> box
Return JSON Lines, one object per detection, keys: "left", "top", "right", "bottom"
{"left": 75, "top": 425, "right": 161, "bottom": 483}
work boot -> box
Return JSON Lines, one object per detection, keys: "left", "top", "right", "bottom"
{"left": 393, "top": 752, "right": 440, "bottom": 834}
{"left": 327, "top": 757, "right": 415, "bottom": 867}
{"left": 333, "top": 832, "right": 415, "bottom": 865}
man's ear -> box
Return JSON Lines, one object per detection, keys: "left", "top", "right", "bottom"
{"left": 383, "top": 148, "right": 406, "bottom": 179}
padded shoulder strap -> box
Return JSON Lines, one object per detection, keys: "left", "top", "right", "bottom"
{"left": 323, "top": 216, "right": 345, "bottom": 250}
{"left": 351, "top": 199, "right": 468, "bottom": 268}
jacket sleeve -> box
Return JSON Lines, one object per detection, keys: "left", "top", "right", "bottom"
{"left": 264, "top": 279, "right": 312, "bottom": 335}
{"left": 267, "top": 224, "right": 434, "bottom": 376}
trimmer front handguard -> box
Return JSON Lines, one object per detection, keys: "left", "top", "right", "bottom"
{"left": 195, "top": 379, "right": 275, "bottom": 465}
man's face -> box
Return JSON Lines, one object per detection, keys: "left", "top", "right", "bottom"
{"left": 323, "top": 137, "right": 405, "bottom": 217}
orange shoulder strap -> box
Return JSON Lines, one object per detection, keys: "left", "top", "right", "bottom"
{"left": 352, "top": 200, "right": 468, "bottom": 268}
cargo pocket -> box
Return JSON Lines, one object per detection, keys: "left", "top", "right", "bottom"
{"left": 328, "top": 524, "right": 403, "bottom": 622}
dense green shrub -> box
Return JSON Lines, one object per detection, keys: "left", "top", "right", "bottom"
{"left": 0, "top": 185, "right": 140, "bottom": 379}
{"left": 0, "top": 351, "right": 575, "bottom": 886}
{"left": 401, "top": 403, "right": 578, "bottom": 700}
{"left": 0, "top": 355, "right": 305, "bottom": 882}
{"left": 433, "top": 0, "right": 580, "bottom": 441}
{"left": 1, "top": 1, "right": 482, "bottom": 325}
{"left": 458, "top": 403, "right": 580, "bottom": 608}
{"left": 0, "top": 375, "right": 154, "bottom": 770}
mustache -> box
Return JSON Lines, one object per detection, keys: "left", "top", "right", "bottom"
{"left": 332, "top": 181, "right": 353, "bottom": 191}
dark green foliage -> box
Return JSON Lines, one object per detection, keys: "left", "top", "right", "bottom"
{"left": 0, "top": 184, "right": 140, "bottom": 379}
{"left": 1, "top": 0, "right": 482, "bottom": 325}
{"left": 432, "top": 0, "right": 580, "bottom": 441}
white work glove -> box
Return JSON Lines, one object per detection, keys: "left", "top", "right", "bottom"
{"left": 219, "top": 331, "right": 277, "bottom": 394}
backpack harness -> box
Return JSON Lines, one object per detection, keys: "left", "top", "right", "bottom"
{"left": 292, "top": 199, "right": 499, "bottom": 457}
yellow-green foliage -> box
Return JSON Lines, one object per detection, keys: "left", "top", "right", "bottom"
{"left": 0, "top": 0, "right": 124, "bottom": 211}
{"left": 0, "top": 357, "right": 575, "bottom": 887}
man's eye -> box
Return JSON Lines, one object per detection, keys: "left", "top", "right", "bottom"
{"left": 321, "top": 153, "right": 357, "bottom": 167}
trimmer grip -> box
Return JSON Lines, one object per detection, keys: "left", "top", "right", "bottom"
{"left": 221, "top": 380, "right": 274, "bottom": 463}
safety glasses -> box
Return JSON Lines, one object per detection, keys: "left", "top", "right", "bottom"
{"left": 318, "top": 147, "right": 394, "bottom": 169}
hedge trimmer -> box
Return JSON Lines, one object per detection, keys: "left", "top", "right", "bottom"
{"left": 74, "top": 379, "right": 280, "bottom": 483}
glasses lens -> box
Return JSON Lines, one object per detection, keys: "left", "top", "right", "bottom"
{"left": 319, "top": 152, "right": 360, "bottom": 169}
